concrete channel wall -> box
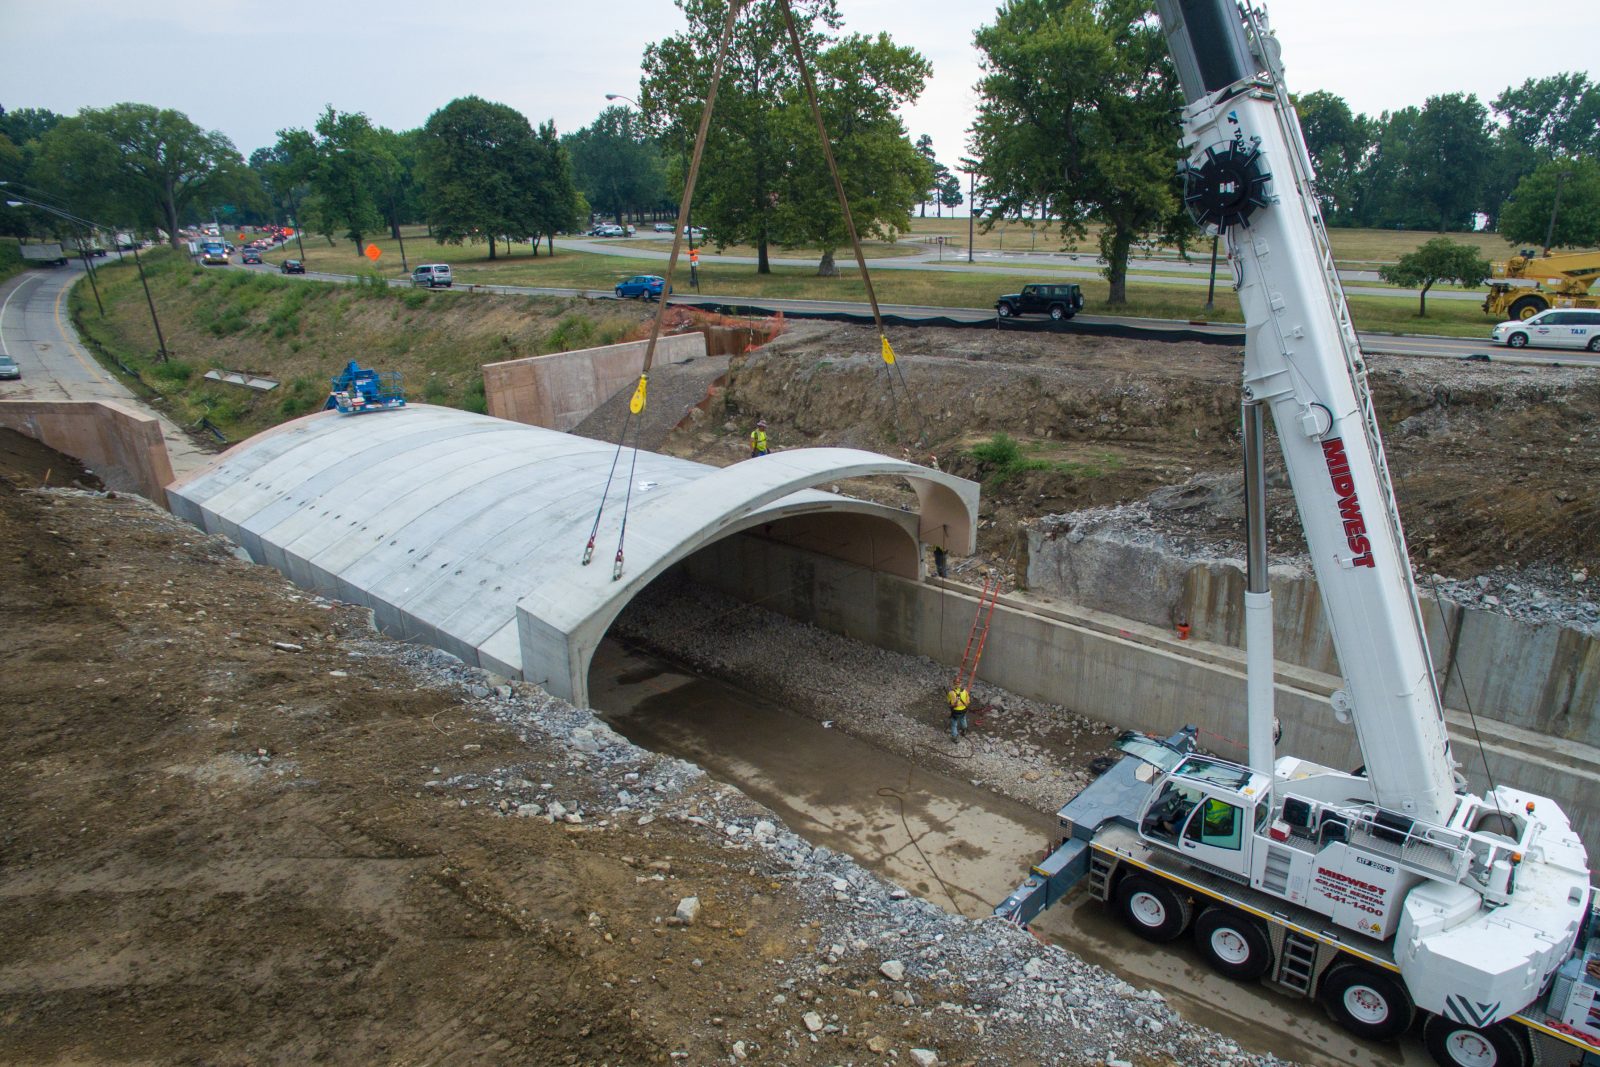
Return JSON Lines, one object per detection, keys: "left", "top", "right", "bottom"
{"left": 483, "top": 333, "right": 706, "bottom": 431}
{"left": 680, "top": 532, "right": 1600, "bottom": 855}
{"left": 1027, "top": 528, "right": 1600, "bottom": 748}
{"left": 0, "top": 399, "right": 175, "bottom": 504}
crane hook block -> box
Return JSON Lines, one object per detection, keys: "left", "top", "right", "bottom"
{"left": 1183, "top": 142, "right": 1271, "bottom": 230}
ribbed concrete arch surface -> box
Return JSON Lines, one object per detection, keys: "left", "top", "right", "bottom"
{"left": 168, "top": 406, "right": 979, "bottom": 705}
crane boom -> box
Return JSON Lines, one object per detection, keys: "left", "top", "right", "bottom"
{"left": 1153, "top": 0, "right": 1456, "bottom": 824}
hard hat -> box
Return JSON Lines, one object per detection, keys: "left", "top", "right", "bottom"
{"left": 757, "top": 419, "right": 768, "bottom": 427}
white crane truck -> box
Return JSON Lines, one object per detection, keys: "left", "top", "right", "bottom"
{"left": 993, "top": 4, "right": 1600, "bottom": 1066}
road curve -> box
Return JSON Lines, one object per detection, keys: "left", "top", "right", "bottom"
{"left": 0, "top": 263, "right": 213, "bottom": 476}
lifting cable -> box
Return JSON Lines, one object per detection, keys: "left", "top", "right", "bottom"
{"left": 775, "top": 0, "right": 928, "bottom": 447}
{"left": 584, "top": 0, "right": 743, "bottom": 579}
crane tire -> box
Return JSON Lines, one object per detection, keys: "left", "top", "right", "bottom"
{"left": 1194, "top": 906, "right": 1273, "bottom": 981}
{"left": 1319, "top": 962, "right": 1414, "bottom": 1042}
{"left": 1508, "top": 295, "right": 1547, "bottom": 320}
{"left": 1422, "top": 1015, "right": 1530, "bottom": 1067}
{"left": 1113, "top": 873, "right": 1191, "bottom": 943}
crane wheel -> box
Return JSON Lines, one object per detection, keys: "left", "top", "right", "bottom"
{"left": 1113, "top": 874, "right": 1191, "bottom": 942}
{"left": 1194, "top": 906, "right": 1273, "bottom": 981}
{"left": 1508, "top": 295, "right": 1547, "bottom": 320}
{"left": 1421, "top": 1015, "right": 1530, "bottom": 1067}
{"left": 1319, "top": 962, "right": 1414, "bottom": 1041}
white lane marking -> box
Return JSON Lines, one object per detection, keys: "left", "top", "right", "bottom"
{"left": 0, "top": 273, "right": 44, "bottom": 357}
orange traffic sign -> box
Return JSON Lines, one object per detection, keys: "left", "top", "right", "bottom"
{"left": 365, "top": 244, "right": 382, "bottom": 261}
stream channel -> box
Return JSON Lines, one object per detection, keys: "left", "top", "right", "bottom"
{"left": 590, "top": 638, "right": 1426, "bottom": 1067}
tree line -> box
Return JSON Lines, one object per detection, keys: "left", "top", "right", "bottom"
{"left": 3, "top": 0, "right": 1597, "bottom": 298}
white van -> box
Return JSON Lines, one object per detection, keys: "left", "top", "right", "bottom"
{"left": 1490, "top": 308, "right": 1600, "bottom": 351}
{"left": 412, "top": 264, "right": 453, "bottom": 289}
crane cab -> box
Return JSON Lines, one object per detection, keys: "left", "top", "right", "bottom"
{"left": 1135, "top": 753, "right": 1271, "bottom": 881}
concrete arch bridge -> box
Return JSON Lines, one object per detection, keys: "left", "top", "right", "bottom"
{"left": 168, "top": 406, "right": 979, "bottom": 707}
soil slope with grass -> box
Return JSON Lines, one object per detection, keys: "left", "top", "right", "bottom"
{"left": 70, "top": 251, "right": 659, "bottom": 441}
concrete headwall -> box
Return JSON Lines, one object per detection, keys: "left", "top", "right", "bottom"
{"left": 682, "top": 533, "right": 1600, "bottom": 855}
{"left": 484, "top": 333, "right": 707, "bottom": 431}
{"left": 0, "top": 399, "right": 175, "bottom": 504}
{"left": 1027, "top": 528, "right": 1600, "bottom": 748}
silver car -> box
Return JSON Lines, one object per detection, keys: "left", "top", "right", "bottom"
{"left": 0, "top": 355, "right": 19, "bottom": 380}
{"left": 1490, "top": 308, "right": 1600, "bottom": 351}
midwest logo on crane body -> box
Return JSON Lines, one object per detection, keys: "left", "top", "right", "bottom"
{"left": 1321, "top": 438, "right": 1376, "bottom": 568}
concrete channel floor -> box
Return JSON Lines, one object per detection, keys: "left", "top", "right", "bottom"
{"left": 590, "top": 638, "right": 1431, "bottom": 1067}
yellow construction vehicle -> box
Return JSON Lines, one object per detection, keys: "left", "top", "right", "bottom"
{"left": 1483, "top": 247, "right": 1600, "bottom": 319}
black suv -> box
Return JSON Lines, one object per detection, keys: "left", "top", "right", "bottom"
{"left": 995, "top": 283, "right": 1084, "bottom": 321}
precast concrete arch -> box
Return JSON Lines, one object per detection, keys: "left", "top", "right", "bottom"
{"left": 168, "top": 406, "right": 979, "bottom": 706}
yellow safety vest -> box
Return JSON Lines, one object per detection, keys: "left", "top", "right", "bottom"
{"left": 750, "top": 429, "right": 768, "bottom": 453}
{"left": 948, "top": 687, "right": 970, "bottom": 713}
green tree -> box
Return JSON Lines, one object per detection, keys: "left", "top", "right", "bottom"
{"left": 375, "top": 126, "right": 424, "bottom": 240}
{"left": 1402, "top": 94, "right": 1493, "bottom": 231}
{"left": 1499, "top": 159, "right": 1600, "bottom": 251}
{"left": 938, "top": 171, "right": 963, "bottom": 214}
{"left": 277, "top": 107, "right": 391, "bottom": 258}
{"left": 34, "top": 104, "right": 254, "bottom": 246}
{"left": 418, "top": 96, "right": 545, "bottom": 260}
{"left": 641, "top": 0, "right": 845, "bottom": 274}
{"left": 565, "top": 106, "right": 665, "bottom": 225}
{"left": 970, "top": 0, "right": 1191, "bottom": 305}
{"left": 1295, "top": 91, "right": 1373, "bottom": 226}
{"left": 531, "top": 120, "right": 585, "bottom": 254}
{"left": 913, "top": 133, "right": 937, "bottom": 217}
{"left": 1377, "top": 237, "right": 1490, "bottom": 317}
{"left": 0, "top": 106, "right": 62, "bottom": 147}
{"left": 1493, "top": 73, "right": 1600, "bottom": 162}
{"left": 768, "top": 31, "right": 932, "bottom": 275}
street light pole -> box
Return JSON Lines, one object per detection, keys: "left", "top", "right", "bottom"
{"left": 967, "top": 171, "right": 975, "bottom": 264}
{"left": 1204, "top": 232, "right": 1219, "bottom": 313}
{"left": 127, "top": 236, "right": 170, "bottom": 363}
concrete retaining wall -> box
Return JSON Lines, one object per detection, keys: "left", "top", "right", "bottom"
{"left": 0, "top": 399, "right": 175, "bottom": 504}
{"left": 681, "top": 532, "right": 1600, "bottom": 855}
{"left": 1027, "top": 527, "right": 1600, "bottom": 748}
{"left": 483, "top": 333, "right": 707, "bottom": 431}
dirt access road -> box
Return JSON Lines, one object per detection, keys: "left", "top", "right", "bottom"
{"left": 0, "top": 438, "right": 1280, "bottom": 1067}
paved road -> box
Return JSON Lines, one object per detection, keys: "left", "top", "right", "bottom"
{"left": 559, "top": 234, "right": 1490, "bottom": 301}
{"left": 241, "top": 259, "right": 1600, "bottom": 367}
{"left": 0, "top": 263, "right": 213, "bottom": 476}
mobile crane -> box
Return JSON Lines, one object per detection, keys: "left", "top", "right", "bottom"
{"left": 994, "top": 4, "right": 1600, "bottom": 1066}
{"left": 1483, "top": 248, "right": 1600, "bottom": 321}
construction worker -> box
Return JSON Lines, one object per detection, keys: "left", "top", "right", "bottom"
{"left": 947, "top": 684, "right": 971, "bottom": 741}
{"left": 749, "top": 419, "right": 769, "bottom": 458}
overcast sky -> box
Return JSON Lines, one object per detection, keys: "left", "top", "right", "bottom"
{"left": 3, "top": 0, "right": 1597, "bottom": 184}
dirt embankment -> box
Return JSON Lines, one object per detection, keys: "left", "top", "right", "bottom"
{"left": 661, "top": 322, "right": 1600, "bottom": 594}
{"left": 2, "top": 467, "right": 1286, "bottom": 1067}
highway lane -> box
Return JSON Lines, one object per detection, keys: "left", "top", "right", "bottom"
{"left": 0, "top": 263, "right": 213, "bottom": 476}
{"left": 556, "top": 235, "right": 1486, "bottom": 302}
{"left": 239, "top": 258, "right": 1599, "bottom": 366}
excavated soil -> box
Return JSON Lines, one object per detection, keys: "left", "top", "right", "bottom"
{"left": 656, "top": 322, "right": 1600, "bottom": 595}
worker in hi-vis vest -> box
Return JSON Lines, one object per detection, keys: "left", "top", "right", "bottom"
{"left": 749, "top": 419, "right": 769, "bottom": 458}
{"left": 947, "top": 685, "right": 971, "bottom": 741}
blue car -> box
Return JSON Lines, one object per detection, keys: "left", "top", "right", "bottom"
{"left": 615, "top": 274, "right": 670, "bottom": 300}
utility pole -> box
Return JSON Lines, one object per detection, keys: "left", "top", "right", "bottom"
{"left": 128, "top": 236, "right": 170, "bottom": 363}
{"left": 1542, "top": 167, "right": 1570, "bottom": 255}
{"left": 967, "top": 170, "right": 975, "bottom": 264}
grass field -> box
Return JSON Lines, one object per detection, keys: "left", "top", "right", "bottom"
{"left": 261, "top": 234, "right": 1498, "bottom": 338}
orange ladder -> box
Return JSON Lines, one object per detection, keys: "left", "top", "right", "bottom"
{"left": 951, "top": 573, "right": 1001, "bottom": 695}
